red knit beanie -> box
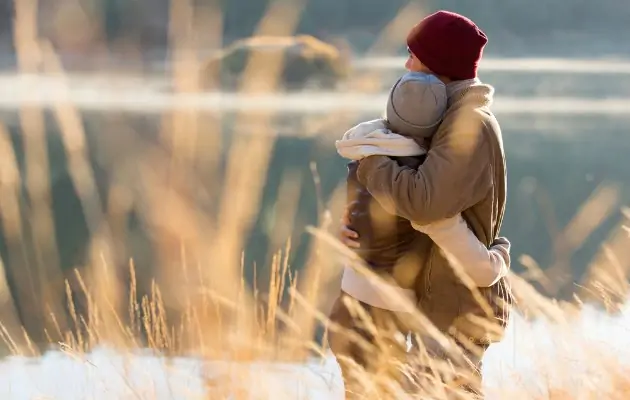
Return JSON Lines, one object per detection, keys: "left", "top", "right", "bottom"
{"left": 407, "top": 10, "right": 487, "bottom": 80}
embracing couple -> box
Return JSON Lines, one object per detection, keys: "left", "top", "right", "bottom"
{"left": 328, "top": 10, "right": 513, "bottom": 398}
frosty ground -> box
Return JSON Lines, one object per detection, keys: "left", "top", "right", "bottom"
{"left": 1, "top": 303, "right": 629, "bottom": 399}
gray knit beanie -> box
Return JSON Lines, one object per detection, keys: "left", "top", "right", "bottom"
{"left": 386, "top": 72, "right": 447, "bottom": 138}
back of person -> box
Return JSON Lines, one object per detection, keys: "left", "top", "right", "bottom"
{"left": 345, "top": 155, "right": 423, "bottom": 271}
{"left": 414, "top": 89, "right": 511, "bottom": 344}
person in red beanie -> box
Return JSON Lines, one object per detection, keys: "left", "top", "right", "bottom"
{"left": 338, "top": 10, "right": 513, "bottom": 397}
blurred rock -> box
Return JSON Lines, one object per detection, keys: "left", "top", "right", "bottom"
{"left": 198, "top": 35, "right": 351, "bottom": 92}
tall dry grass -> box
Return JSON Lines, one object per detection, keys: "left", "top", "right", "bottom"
{"left": 0, "top": 0, "right": 629, "bottom": 399}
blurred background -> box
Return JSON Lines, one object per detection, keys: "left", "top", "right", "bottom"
{"left": 0, "top": 0, "right": 629, "bottom": 361}
{"left": 2, "top": 0, "right": 630, "bottom": 60}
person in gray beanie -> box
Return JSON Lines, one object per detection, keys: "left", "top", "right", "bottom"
{"left": 328, "top": 71, "right": 510, "bottom": 398}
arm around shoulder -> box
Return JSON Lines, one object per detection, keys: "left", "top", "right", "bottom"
{"left": 413, "top": 216, "right": 510, "bottom": 287}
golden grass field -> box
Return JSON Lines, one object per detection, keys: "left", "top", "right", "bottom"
{"left": 0, "top": 0, "right": 629, "bottom": 399}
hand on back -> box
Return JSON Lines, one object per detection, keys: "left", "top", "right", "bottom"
{"left": 339, "top": 207, "right": 360, "bottom": 248}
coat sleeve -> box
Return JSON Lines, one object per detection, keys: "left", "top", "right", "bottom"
{"left": 412, "top": 216, "right": 509, "bottom": 287}
{"left": 355, "top": 115, "right": 493, "bottom": 225}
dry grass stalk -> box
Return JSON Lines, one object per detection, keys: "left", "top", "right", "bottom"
{"left": 0, "top": 1, "right": 627, "bottom": 399}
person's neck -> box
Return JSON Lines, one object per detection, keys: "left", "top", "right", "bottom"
{"left": 446, "top": 78, "right": 482, "bottom": 99}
